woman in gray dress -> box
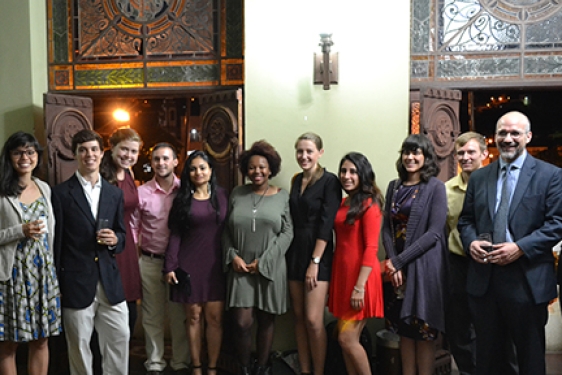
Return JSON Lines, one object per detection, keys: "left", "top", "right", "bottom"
{"left": 0, "top": 132, "right": 62, "bottom": 375}
{"left": 223, "top": 140, "right": 293, "bottom": 375}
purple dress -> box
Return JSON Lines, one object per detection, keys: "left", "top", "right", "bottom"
{"left": 164, "top": 188, "right": 228, "bottom": 304}
{"left": 116, "top": 171, "right": 142, "bottom": 301}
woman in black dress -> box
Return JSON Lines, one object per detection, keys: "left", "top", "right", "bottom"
{"left": 286, "top": 133, "right": 341, "bottom": 375}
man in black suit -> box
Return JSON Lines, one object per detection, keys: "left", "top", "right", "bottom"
{"left": 52, "top": 129, "right": 128, "bottom": 375}
{"left": 458, "top": 111, "right": 562, "bottom": 375}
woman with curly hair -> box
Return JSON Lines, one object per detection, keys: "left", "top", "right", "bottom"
{"left": 328, "top": 152, "right": 384, "bottom": 375}
{"left": 223, "top": 140, "right": 293, "bottom": 375}
{"left": 164, "top": 151, "right": 228, "bottom": 375}
{"left": 0, "top": 132, "right": 62, "bottom": 375}
{"left": 100, "top": 128, "right": 143, "bottom": 337}
{"left": 382, "top": 134, "right": 448, "bottom": 375}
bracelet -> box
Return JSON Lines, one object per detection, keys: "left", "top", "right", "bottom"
{"left": 353, "top": 286, "right": 365, "bottom": 293}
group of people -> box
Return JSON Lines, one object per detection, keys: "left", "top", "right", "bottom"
{"left": 0, "top": 109, "right": 561, "bottom": 375}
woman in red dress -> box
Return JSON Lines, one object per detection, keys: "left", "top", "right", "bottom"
{"left": 328, "top": 152, "right": 384, "bottom": 375}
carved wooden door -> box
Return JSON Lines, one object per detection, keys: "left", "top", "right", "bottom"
{"left": 199, "top": 89, "right": 243, "bottom": 192}
{"left": 410, "top": 88, "right": 462, "bottom": 182}
{"left": 44, "top": 93, "right": 94, "bottom": 186}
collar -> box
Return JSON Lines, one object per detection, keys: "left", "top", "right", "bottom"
{"left": 75, "top": 170, "right": 102, "bottom": 188}
{"left": 450, "top": 173, "right": 467, "bottom": 192}
{"left": 499, "top": 149, "right": 527, "bottom": 171}
{"left": 150, "top": 174, "right": 180, "bottom": 194}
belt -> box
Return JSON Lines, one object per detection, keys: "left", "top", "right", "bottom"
{"left": 141, "top": 250, "right": 165, "bottom": 260}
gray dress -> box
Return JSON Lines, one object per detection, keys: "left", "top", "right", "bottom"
{"left": 223, "top": 185, "right": 293, "bottom": 314}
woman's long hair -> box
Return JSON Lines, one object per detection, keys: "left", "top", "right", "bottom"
{"left": 0, "top": 132, "right": 43, "bottom": 197}
{"left": 168, "top": 151, "right": 220, "bottom": 235}
{"left": 396, "top": 134, "right": 440, "bottom": 182}
{"left": 339, "top": 152, "right": 384, "bottom": 224}
{"left": 100, "top": 128, "right": 142, "bottom": 185}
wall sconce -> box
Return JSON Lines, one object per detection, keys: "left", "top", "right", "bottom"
{"left": 314, "top": 33, "right": 339, "bottom": 90}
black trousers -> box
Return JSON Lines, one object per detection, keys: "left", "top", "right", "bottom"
{"left": 469, "top": 264, "right": 547, "bottom": 375}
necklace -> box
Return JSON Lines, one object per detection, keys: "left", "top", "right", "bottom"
{"left": 251, "top": 184, "right": 269, "bottom": 232}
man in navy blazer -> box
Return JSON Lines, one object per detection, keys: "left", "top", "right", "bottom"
{"left": 458, "top": 111, "right": 562, "bottom": 375}
{"left": 52, "top": 129, "right": 129, "bottom": 375}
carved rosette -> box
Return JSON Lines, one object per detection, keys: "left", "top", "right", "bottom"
{"left": 201, "top": 105, "right": 237, "bottom": 162}
{"left": 424, "top": 102, "right": 458, "bottom": 160}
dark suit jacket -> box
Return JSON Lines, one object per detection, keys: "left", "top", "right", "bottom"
{"left": 458, "top": 155, "right": 562, "bottom": 305}
{"left": 52, "top": 174, "right": 127, "bottom": 309}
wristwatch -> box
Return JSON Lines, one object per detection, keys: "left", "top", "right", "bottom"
{"left": 311, "top": 256, "right": 321, "bottom": 264}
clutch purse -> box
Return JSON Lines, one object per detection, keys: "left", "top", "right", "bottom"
{"left": 170, "top": 267, "right": 191, "bottom": 298}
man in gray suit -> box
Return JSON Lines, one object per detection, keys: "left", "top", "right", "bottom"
{"left": 458, "top": 111, "right": 562, "bottom": 375}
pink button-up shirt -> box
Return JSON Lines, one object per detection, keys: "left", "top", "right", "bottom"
{"left": 130, "top": 175, "right": 180, "bottom": 255}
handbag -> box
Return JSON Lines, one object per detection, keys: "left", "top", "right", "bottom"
{"left": 170, "top": 267, "right": 191, "bottom": 299}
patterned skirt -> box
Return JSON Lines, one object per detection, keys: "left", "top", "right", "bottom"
{"left": 0, "top": 199, "right": 62, "bottom": 342}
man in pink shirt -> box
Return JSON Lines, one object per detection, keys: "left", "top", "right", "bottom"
{"left": 131, "top": 143, "right": 189, "bottom": 375}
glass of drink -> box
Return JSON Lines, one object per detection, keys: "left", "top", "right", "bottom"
{"left": 96, "top": 219, "right": 109, "bottom": 244}
{"left": 478, "top": 233, "right": 493, "bottom": 252}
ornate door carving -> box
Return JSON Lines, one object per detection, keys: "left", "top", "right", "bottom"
{"left": 44, "top": 93, "right": 93, "bottom": 185}
{"left": 410, "top": 88, "right": 462, "bottom": 182}
{"left": 199, "top": 89, "right": 243, "bottom": 192}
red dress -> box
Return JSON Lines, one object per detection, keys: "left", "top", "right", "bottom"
{"left": 328, "top": 198, "right": 384, "bottom": 321}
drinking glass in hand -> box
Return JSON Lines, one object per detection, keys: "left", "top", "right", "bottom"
{"left": 96, "top": 219, "right": 109, "bottom": 244}
{"left": 478, "top": 233, "right": 493, "bottom": 252}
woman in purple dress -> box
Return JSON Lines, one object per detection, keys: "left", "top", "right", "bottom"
{"left": 382, "top": 134, "right": 448, "bottom": 375}
{"left": 165, "top": 151, "right": 228, "bottom": 375}
{"left": 100, "top": 128, "right": 143, "bottom": 336}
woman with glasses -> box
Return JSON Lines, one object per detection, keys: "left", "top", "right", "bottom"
{"left": 382, "top": 134, "right": 448, "bottom": 375}
{"left": 0, "top": 132, "right": 62, "bottom": 375}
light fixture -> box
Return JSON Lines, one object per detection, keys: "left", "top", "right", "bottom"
{"left": 189, "top": 128, "right": 201, "bottom": 142}
{"left": 113, "top": 109, "right": 130, "bottom": 122}
{"left": 314, "top": 33, "right": 338, "bottom": 90}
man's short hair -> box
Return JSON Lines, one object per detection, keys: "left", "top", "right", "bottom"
{"left": 72, "top": 129, "right": 104, "bottom": 154}
{"left": 455, "top": 131, "right": 487, "bottom": 153}
{"left": 152, "top": 142, "right": 177, "bottom": 159}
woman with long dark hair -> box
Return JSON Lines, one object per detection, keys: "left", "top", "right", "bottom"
{"left": 0, "top": 132, "right": 62, "bottom": 375}
{"left": 165, "top": 151, "right": 228, "bottom": 375}
{"left": 223, "top": 140, "right": 293, "bottom": 375}
{"left": 328, "top": 152, "right": 384, "bottom": 375}
{"left": 287, "top": 132, "right": 341, "bottom": 375}
{"left": 100, "top": 127, "right": 143, "bottom": 336}
{"left": 382, "top": 134, "right": 448, "bottom": 375}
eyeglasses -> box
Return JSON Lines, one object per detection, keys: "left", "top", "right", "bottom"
{"left": 10, "top": 149, "right": 37, "bottom": 158}
{"left": 496, "top": 131, "right": 526, "bottom": 140}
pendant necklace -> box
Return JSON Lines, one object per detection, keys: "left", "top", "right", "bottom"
{"left": 251, "top": 184, "right": 269, "bottom": 232}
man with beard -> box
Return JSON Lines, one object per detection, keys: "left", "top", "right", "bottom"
{"left": 131, "top": 143, "right": 190, "bottom": 375}
{"left": 458, "top": 111, "right": 562, "bottom": 375}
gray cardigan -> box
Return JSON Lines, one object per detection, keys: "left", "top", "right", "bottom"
{"left": 0, "top": 178, "right": 55, "bottom": 281}
{"left": 382, "top": 176, "right": 449, "bottom": 333}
